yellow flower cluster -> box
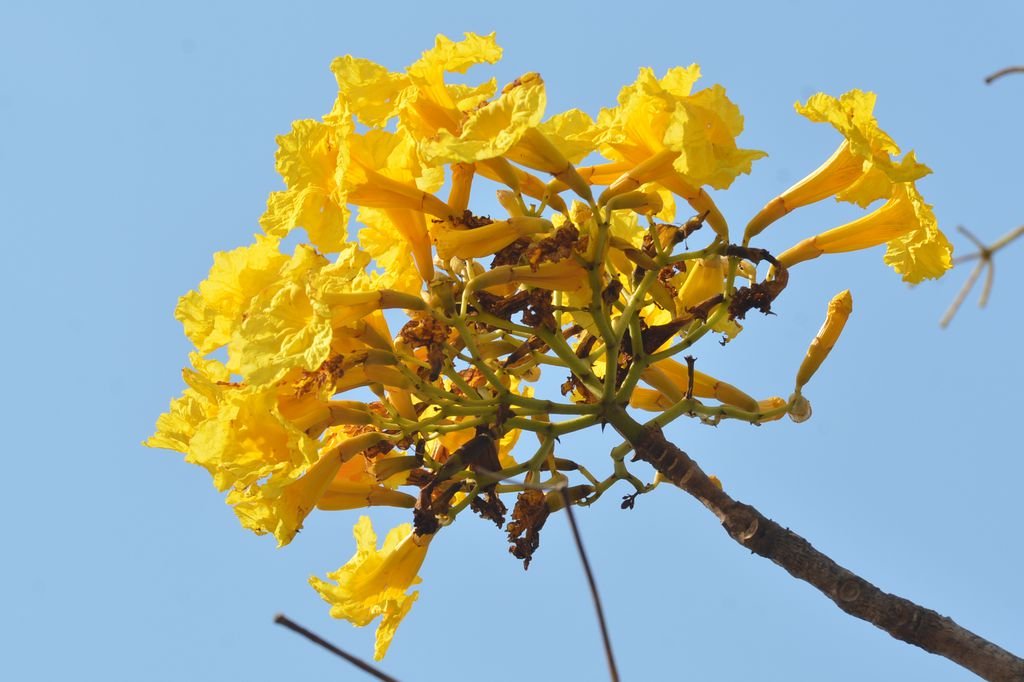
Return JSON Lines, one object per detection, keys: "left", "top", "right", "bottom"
{"left": 148, "top": 33, "right": 951, "bottom": 659}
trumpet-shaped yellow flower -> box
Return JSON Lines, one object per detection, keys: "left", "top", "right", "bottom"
{"left": 357, "top": 207, "right": 426, "bottom": 295}
{"left": 227, "top": 245, "right": 332, "bottom": 386}
{"left": 480, "top": 258, "right": 592, "bottom": 294}
{"left": 745, "top": 90, "right": 931, "bottom": 240}
{"left": 187, "top": 385, "right": 323, "bottom": 492}
{"left": 420, "top": 72, "right": 547, "bottom": 165}
{"left": 229, "top": 443, "right": 345, "bottom": 547}
{"left": 263, "top": 112, "right": 452, "bottom": 274}
{"left": 597, "top": 66, "right": 765, "bottom": 236}
{"left": 310, "top": 517, "right": 433, "bottom": 660}
{"left": 146, "top": 353, "right": 230, "bottom": 453}
{"left": 228, "top": 430, "right": 391, "bottom": 546}
{"left": 260, "top": 119, "right": 351, "bottom": 254}
{"left": 174, "top": 235, "right": 290, "bottom": 354}
{"left": 675, "top": 256, "right": 722, "bottom": 312}
{"left": 796, "top": 91, "right": 930, "bottom": 206}
{"left": 778, "top": 183, "right": 953, "bottom": 282}
{"left": 330, "top": 32, "right": 501, "bottom": 133}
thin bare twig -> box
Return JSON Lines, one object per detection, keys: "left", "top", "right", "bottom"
{"left": 274, "top": 613, "right": 401, "bottom": 682}
{"left": 559, "top": 486, "right": 620, "bottom": 682}
{"left": 985, "top": 66, "right": 1024, "bottom": 84}
{"left": 940, "top": 259, "right": 985, "bottom": 328}
{"left": 941, "top": 225, "right": 1024, "bottom": 327}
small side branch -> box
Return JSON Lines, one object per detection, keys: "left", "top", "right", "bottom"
{"left": 607, "top": 409, "right": 1024, "bottom": 682}
{"left": 274, "top": 614, "right": 401, "bottom": 682}
{"left": 985, "top": 66, "right": 1024, "bottom": 84}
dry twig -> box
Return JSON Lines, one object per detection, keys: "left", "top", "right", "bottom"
{"left": 274, "top": 613, "right": 401, "bottom": 682}
{"left": 941, "top": 225, "right": 1024, "bottom": 327}
{"left": 560, "top": 486, "right": 620, "bottom": 682}
{"left": 985, "top": 66, "right": 1024, "bottom": 84}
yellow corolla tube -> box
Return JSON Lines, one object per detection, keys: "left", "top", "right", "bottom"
{"left": 745, "top": 141, "right": 866, "bottom": 241}
{"left": 430, "top": 216, "right": 553, "bottom": 261}
{"left": 778, "top": 184, "right": 921, "bottom": 268}
{"left": 506, "top": 127, "right": 594, "bottom": 202}
{"left": 795, "top": 289, "right": 853, "bottom": 390}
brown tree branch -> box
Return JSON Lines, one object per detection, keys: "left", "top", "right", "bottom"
{"left": 985, "top": 66, "right": 1024, "bottom": 84}
{"left": 608, "top": 408, "right": 1024, "bottom": 682}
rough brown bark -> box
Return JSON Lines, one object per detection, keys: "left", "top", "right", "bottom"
{"left": 626, "top": 420, "right": 1024, "bottom": 681}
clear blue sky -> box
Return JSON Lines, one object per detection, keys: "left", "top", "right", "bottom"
{"left": 3, "top": 1, "right": 1022, "bottom": 680}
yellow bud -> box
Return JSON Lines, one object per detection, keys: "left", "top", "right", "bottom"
{"left": 448, "top": 162, "right": 476, "bottom": 215}
{"left": 604, "top": 190, "right": 663, "bottom": 216}
{"left": 754, "top": 396, "right": 788, "bottom": 423}
{"left": 430, "top": 217, "right": 552, "bottom": 261}
{"left": 640, "top": 359, "right": 759, "bottom": 412}
{"left": 496, "top": 189, "right": 525, "bottom": 217}
{"left": 795, "top": 290, "right": 853, "bottom": 389}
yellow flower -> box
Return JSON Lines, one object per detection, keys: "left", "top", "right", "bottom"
{"left": 533, "top": 109, "right": 600, "bottom": 166}
{"left": 397, "top": 32, "right": 503, "bottom": 137}
{"left": 597, "top": 65, "right": 765, "bottom": 237}
{"left": 745, "top": 90, "right": 931, "bottom": 240}
{"left": 485, "top": 259, "right": 591, "bottom": 294}
{"left": 797, "top": 91, "right": 931, "bottom": 206}
{"left": 419, "top": 72, "right": 547, "bottom": 165}
{"left": 357, "top": 207, "right": 425, "bottom": 295}
{"left": 174, "top": 235, "right": 290, "bottom": 354}
{"left": 777, "top": 183, "right": 953, "bottom": 282}
{"left": 227, "top": 245, "right": 333, "bottom": 386}
{"left": 347, "top": 127, "right": 447, "bottom": 282}
{"left": 146, "top": 353, "right": 230, "bottom": 453}
{"left": 260, "top": 119, "right": 350, "bottom": 253}
{"left": 187, "top": 385, "right": 323, "bottom": 492}
{"left": 331, "top": 32, "right": 506, "bottom": 151}
{"left": 310, "top": 517, "right": 433, "bottom": 660}
{"left": 228, "top": 430, "right": 390, "bottom": 546}
{"left": 261, "top": 112, "right": 453, "bottom": 268}
{"left": 881, "top": 196, "right": 955, "bottom": 284}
